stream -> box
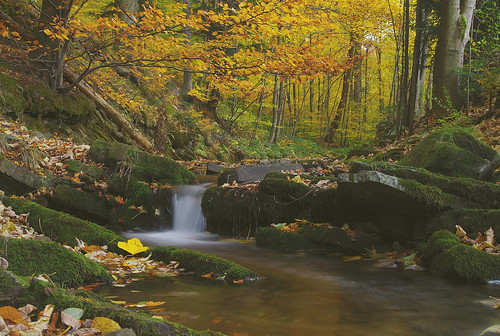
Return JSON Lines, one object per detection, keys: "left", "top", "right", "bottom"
{"left": 98, "top": 185, "right": 500, "bottom": 336}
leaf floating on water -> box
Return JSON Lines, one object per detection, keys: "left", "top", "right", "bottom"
{"left": 342, "top": 256, "right": 362, "bottom": 262}
{"left": 233, "top": 280, "right": 244, "bottom": 284}
{"left": 201, "top": 272, "right": 215, "bottom": 280}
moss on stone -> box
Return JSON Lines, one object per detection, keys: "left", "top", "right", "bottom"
{"left": 150, "top": 246, "right": 260, "bottom": 282}
{"left": 259, "top": 178, "right": 311, "bottom": 203}
{"left": 427, "top": 209, "right": 500, "bottom": 237}
{"left": 0, "top": 72, "right": 28, "bottom": 115}
{"left": 264, "top": 171, "right": 337, "bottom": 184}
{"left": 0, "top": 238, "right": 112, "bottom": 287}
{"left": 350, "top": 160, "right": 500, "bottom": 208}
{"left": 425, "top": 230, "right": 500, "bottom": 283}
{"left": 1, "top": 197, "right": 125, "bottom": 250}
{"left": 24, "top": 280, "right": 223, "bottom": 336}
{"left": 399, "top": 179, "right": 457, "bottom": 210}
{"left": 88, "top": 140, "right": 112, "bottom": 165}
{"left": 400, "top": 127, "right": 499, "bottom": 179}
{"left": 66, "top": 160, "right": 105, "bottom": 180}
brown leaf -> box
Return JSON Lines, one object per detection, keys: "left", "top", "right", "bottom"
{"left": 0, "top": 306, "right": 28, "bottom": 326}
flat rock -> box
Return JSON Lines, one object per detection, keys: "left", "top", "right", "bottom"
{"left": 218, "top": 162, "right": 303, "bottom": 185}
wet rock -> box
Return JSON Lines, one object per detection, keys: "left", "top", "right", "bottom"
{"left": 399, "top": 127, "right": 500, "bottom": 180}
{"left": 206, "top": 162, "right": 222, "bottom": 175}
{"left": 217, "top": 162, "right": 304, "bottom": 185}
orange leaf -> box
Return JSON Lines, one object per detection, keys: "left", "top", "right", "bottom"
{"left": 233, "top": 279, "right": 244, "bottom": 284}
{"left": 0, "top": 306, "right": 28, "bottom": 326}
{"left": 201, "top": 272, "right": 215, "bottom": 280}
{"left": 342, "top": 256, "right": 362, "bottom": 262}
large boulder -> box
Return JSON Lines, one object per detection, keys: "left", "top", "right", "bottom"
{"left": 399, "top": 127, "right": 500, "bottom": 180}
{"left": 350, "top": 160, "right": 500, "bottom": 209}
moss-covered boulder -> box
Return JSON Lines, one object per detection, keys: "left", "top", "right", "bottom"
{"left": 89, "top": 141, "right": 194, "bottom": 185}
{"left": 425, "top": 230, "right": 500, "bottom": 283}
{"left": 427, "top": 209, "right": 500, "bottom": 237}
{"left": 0, "top": 155, "right": 54, "bottom": 194}
{"left": 0, "top": 237, "right": 112, "bottom": 287}
{"left": 150, "top": 246, "right": 260, "bottom": 282}
{"left": 350, "top": 160, "right": 500, "bottom": 208}
{"left": 1, "top": 197, "right": 125, "bottom": 250}
{"left": 66, "top": 159, "right": 105, "bottom": 180}
{"left": 217, "top": 161, "right": 304, "bottom": 185}
{"left": 0, "top": 269, "right": 24, "bottom": 304}
{"left": 399, "top": 127, "right": 500, "bottom": 180}
{"left": 24, "top": 280, "right": 223, "bottom": 336}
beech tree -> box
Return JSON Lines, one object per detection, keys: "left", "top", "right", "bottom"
{"left": 432, "top": 0, "right": 476, "bottom": 118}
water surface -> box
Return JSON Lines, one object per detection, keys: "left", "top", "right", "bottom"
{"left": 100, "top": 232, "right": 500, "bottom": 336}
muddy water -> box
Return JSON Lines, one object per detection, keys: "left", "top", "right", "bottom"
{"left": 99, "top": 233, "right": 500, "bottom": 336}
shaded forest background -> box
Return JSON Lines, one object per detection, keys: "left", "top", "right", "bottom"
{"left": 0, "top": 0, "right": 498, "bottom": 160}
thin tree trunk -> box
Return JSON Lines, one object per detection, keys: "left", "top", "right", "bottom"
{"left": 398, "top": 0, "right": 411, "bottom": 137}
{"left": 181, "top": 0, "right": 193, "bottom": 97}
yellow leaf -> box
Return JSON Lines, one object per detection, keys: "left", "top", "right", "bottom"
{"left": 117, "top": 238, "right": 149, "bottom": 255}
{"left": 92, "top": 316, "right": 121, "bottom": 334}
{"left": 0, "top": 306, "right": 28, "bottom": 326}
{"left": 343, "top": 256, "right": 362, "bottom": 262}
{"left": 144, "top": 301, "right": 165, "bottom": 307}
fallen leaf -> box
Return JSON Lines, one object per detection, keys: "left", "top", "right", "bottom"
{"left": 201, "top": 272, "right": 215, "bottom": 280}
{"left": 233, "top": 280, "right": 244, "bottom": 284}
{"left": 342, "top": 256, "right": 362, "bottom": 262}
{"left": 117, "top": 238, "right": 149, "bottom": 255}
{"left": 0, "top": 306, "right": 28, "bottom": 326}
{"left": 92, "top": 317, "right": 121, "bottom": 334}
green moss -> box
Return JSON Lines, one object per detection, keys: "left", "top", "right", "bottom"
{"left": 0, "top": 269, "right": 18, "bottom": 294}
{"left": 428, "top": 209, "right": 500, "bottom": 237}
{"left": 0, "top": 238, "right": 112, "bottom": 287}
{"left": 350, "top": 160, "right": 500, "bottom": 208}
{"left": 399, "top": 179, "right": 457, "bottom": 209}
{"left": 400, "top": 127, "right": 498, "bottom": 179}
{"left": 425, "top": 230, "right": 500, "bottom": 283}
{"left": 430, "top": 244, "right": 500, "bottom": 283}
{"left": 0, "top": 72, "right": 28, "bottom": 115}
{"left": 1, "top": 197, "right": 125, "bottom": 251}
{"left": 264, "top": 171, "right": 337, "bottom": 184}
{"left": 88, "top": 140, "right": 112, "bottom": 164}
{"left": 150, "top": 246, "right": 260, "bottom": 282}
{"left": 25, "top": 280, "right": 223, "bottom": 336}
{"left": 259, "top": 178, "right": 311, "bottom": 203}
{"left": 66, "top": 160, "right": 105, "bottom": 180}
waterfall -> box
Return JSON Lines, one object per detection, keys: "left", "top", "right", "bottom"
{"left": 171, "top": 184, "right": 207, "bottom": 232}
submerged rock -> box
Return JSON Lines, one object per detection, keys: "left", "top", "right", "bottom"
{"left": 399, "top": 127, "right": 500, "bottom": 180}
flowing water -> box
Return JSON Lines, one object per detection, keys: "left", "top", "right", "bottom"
{"left": 100, "top": 185, "right": 500, "bottom": 336}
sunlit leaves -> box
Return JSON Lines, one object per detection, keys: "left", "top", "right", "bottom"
{"left": 117, "top": 238, "right": 149, "bottom": 255}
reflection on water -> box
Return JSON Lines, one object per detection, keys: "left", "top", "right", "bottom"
{"left": 100, "top": 232, "right": 500, "bottom": 336}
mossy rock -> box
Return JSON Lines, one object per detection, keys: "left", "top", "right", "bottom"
{"left": 264, "top": 171, "right": 337, "bottom": 184}
{"left": 150, "top": 246, "right": 260, "bottom": 282}
{"left": 0, "top": 72, "right": 28, "bottom": 116}
{"left": 66, "top": 160, "right": 105, "bottom": 180}
{"left": 350, "top": 160, "right": 500, "bottom": 208}
{"left": 259, "top": 178, "right": 311, "bottom": 203}
{"left": 90, "top": 141, "right": 194, "bottom": 185}
{"left": 427, "top": 209, "right": 500, "bottom": 237}
{"left": 0, "top": 269, "right": 24, "bottom": 304}
{"left": 0, "top": 237, "right": 112, "bottom": 287}
{"left": 400, "top": 127, "right": 500, "bottom": 180}
{"left": 425, "top": 230, "right": 500, "bottom": 283}
{"left": 25, "top": 280, "right": 223, "bottom": 336}
{"left": 1, "top": 197, "right": 125, "bottom": 251}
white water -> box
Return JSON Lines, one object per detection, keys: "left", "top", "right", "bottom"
{"left": 125, "top": 184, "right": 216, "bottom": 246}
{"left": 172, "top": 184, "right": 208, "bottom": 232}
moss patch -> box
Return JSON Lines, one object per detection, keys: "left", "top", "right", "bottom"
{"left": 259, "top": 178, "right": 311, "bottom": 203}
{"left": 399, "top": 179, "right": 457, "bottom": 210}
{"left": 0, "top": 72, "right": 28, "bottom": 116}
{"left": 427, "top": 209, "right": 500, "bottom": 237}
{"left": 0, "top": 238, "right": 112, "bottom": 287}
{"left": 1, "top": 197, "right": 125, "bottom": 250}
{"left": 150, "top": 246, "right": 260, "bottom": 282}
{"left": 425, "top": 230, "right": 500, "bottom": 283}
{"left": 400, "top": 127, "right": 499, "bottom": 179}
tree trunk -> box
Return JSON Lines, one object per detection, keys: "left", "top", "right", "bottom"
{"left": 431, "top": 0, "right": 476, "bottom": 118}
{"left": 407, "top": 0, "right": 431, "bottom": 135}
{"left": 64, "top": 67, "right": 153, "bottom": 150}
{"left": 269, "top": 74, "right": 281, "bottom": 143}
{"left": 398, "top": 0, "right": 411, "bottom": 137}
{"left": 181, "top": 0, "right": 193, "bottom": 97}
{"left": 116, "top": 0, "right": 139, "bottom": 25}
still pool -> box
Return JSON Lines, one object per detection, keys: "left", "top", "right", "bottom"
{"left": 98, "top": 232, "right": 500, "bottom": 336}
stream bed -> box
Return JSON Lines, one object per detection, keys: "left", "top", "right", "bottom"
{"left": 98, "top": 232, "right": 500, "bottom": 336}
